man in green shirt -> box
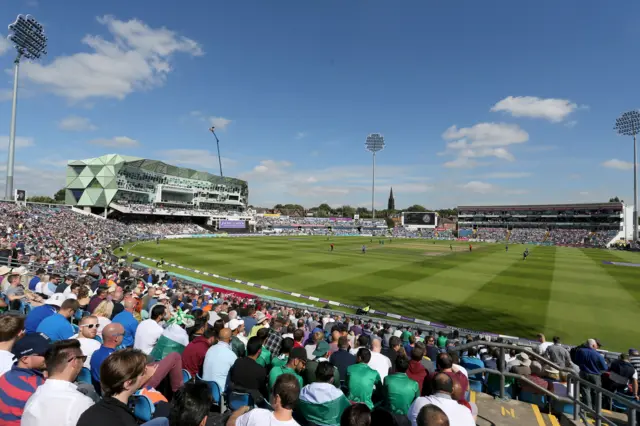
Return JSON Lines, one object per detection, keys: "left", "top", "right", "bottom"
{"left": 255, "top": 328, "right": 272, "bottom": 368}
{"left": 383, "top": 355, "right": 420, "bottom": 415}
{"left": 436, "top": 331, "right": 448, "bottom": 349}
{"left": 268, "top": 347, "right": 307, "bottom": 390}
{"left": 229, "top": 319, "right": 246, "bottom": 358}
{"left": 346, "top": 348, "right": 382, "bottom": 409}
{"left": 272, "top": 337, "right": 293, "bottom": 368}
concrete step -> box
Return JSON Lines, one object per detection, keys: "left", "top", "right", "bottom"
{"left": 473, "top": 391, "right": 560, "bottom": 426}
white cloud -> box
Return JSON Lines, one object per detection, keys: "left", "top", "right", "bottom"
{"left": 58, "top": 115, "right": 97, "bottom": 131}
{"left": 156, "top": 149, "right": 236, "bottom": 170}
{"left": 209, "top": 116, "right": 232, "bottom": 131}
{"left": 481, "top": 172, "right": 532, "bottom": 179}
{"left": 491, "top": 96, "right": 578, "bottom": 122}
{"left": 603, "top": 159, "right": 634, "bottom": 170}
{"left": 295, "top": 132, "right": 307, "bottom": 140}
{"left": 0, "top": 35, "right": 11, "bottom": 56}
{"left": 441, "top": 122, "right": 528, "bottom": 168}
{"left": 20, "top": 15, "right": 203, "bottom": 101}
{"left": 89, "top": 136, "right": 139, "bottom": 147}
{"left": 0, "top": 136, "right": 34, "bottom": 149}
{"left": 459, "top": 181, "right": 495, "bottom": 194}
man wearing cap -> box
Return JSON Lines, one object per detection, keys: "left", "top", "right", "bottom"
{"left": 36, "top": 299, "right": 79, "bottom": 342}
{"left": 509, "top": 352, "right": 532, "bottom": 376}
{"left": 25, "top": 293, "right": 65, "bottom": 333}
{"left": 248, "top": 311, "right": 268, "bottom": 338}
{"left": 268, "top": 347, "right": 306, "bottom": 390}
{"left": 303, "top": 340, "right": 340, "bottom": 387}
{"left": 0, "top": 333, "right": 50, "bottom": 425}
{"left": 229, "top": 318, "right": 246, "bottom": 358}
{"left": 203, "top": 328, "right": 237, "bottom": 391}
{"left": 407, "top": 373, "right": 475, "bottom": 426}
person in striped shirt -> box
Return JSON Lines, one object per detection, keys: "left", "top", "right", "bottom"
{"left": 0, "top": 333, "right": 50, "bottom": 425}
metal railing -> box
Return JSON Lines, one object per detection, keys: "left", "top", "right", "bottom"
{"left": 449, "top": 341, "right": 640, "bottom": 426}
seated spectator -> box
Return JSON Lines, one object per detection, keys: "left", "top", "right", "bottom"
{"left": 247, "top": 311, "right": 268, "bottom": 338}
{"left": 460, "top": 347, "right": 484, "bottom": 380}
{"left": 75, "top": 315, "right": 102, "bottom": 369}
{"left": 330, "top": 336, "right": 356, "bottom": 382}
{"left": 416, "top": 404, "right": 450, "bottom": 426}
{"left": 346, "top": 348, "right": 382, "bottom": 409}
{"left": 350, "top": 335, "right": 370, "bottom": 356}
{"left": 92, "top": 300, "right": 113, "bottom": 338}
{"left": 134, "top": 304, "right": 166, "bottom": 355}
{"left": 383, "top": 355, "right": 420, "bottom": 415}
{"left": 433, "top": 353, "right": 468, "bottom": 400}
{"left": 229, "top": 336, "right": 268, "bottom": 402}
{"left": 229, "top": 318, "right": 247, "bottom": 357}
{"left": 383, "top": 336, "right": 402, "bottom": 373}
{"left": 111, "top": 299, "right": 139, "bottom": 348}
{"left": 293, "top": 328, "right": 305, "bottom": 349}
{"left": 604, "top": 353, "right": 638, "bottom": 398}
{"left": 369, "top": 338, "right": 392, "bottom": 383}
{"left": 519, "top": 361, "right": 553, "bottom": 394}
{"left": 404, "top": 335, "right": 416, "bottom": 358}
{"left": 28, "top": 269, "right": 45, "bottom": 292}
{"left": 182, "top": 326, "right": 217, "bottom": 378}
{"left": 297, "top": 361, "right": 351, "bottom": 426}
{"left": 77, "top": 348, "right": 157, "bottom": 426}
{"left": 303, "top": 340, "right": 340, "bottom": 387}
{"left": 340, "top": 403, "right": 371, "bottom": 426}
{"left": 509, "top": 352, "right": 532, "bottom": 376}
{"left": 24, "top": 294, "right": 64, "bottom": 333}
{"left": 36, "top": 299, "right": 79, "bottom": 342}
{"left": 226, "top": 373, "right": 301, "bottom": 426}
{"left": 407, "top": 344, "right": 428, "bottom": 394}
{"left": 255, "top": 327, "right": 272, "bottom": 367}
{"left": 269, "top": 347, "right": 306, "bottom": 390}
{"left": 425, "top": 335, "right": 439, "bottom": 363}
{"left": 91, "top": 323, "right": 125, "bottom": 384}
{"left": 21, "top": 339, "right": 94, "bottom": 426}
{"left": 305, "top": 330, "right": 324, "bottom": 361}
{"left": 168, "top": 381, "right": 212, "bottom": 426}
{"left": 407, "top": 373, "right": 475, "bottom": 426}
{"left": 87, "top": 288, "right": 108, "bottom": 314}
{"left": 0, "top": 333, "right": 50, "bottom": 425}
{"left": 264, "top": 318, "right": 285, "bottom": 358}
{"left": 273, "top": 337, "right": 294, "bottom": 368}
{"left": 0, "top": 314, "right": 24, "bottom": 376}
{"left": 203, "top": 328, "right": 237, "bottom": 391}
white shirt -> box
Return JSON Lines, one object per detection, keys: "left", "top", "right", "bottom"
{"left": 77, "top": 337, "right": 101, "bottom": 369}
{"left": 0, "top": 349, "right": 14, "bottom": 376}
{"left": 21, "top": 379, "right": 94, "bottom": 426}
{"left": 134, "top": 319, "right": 164, "bottom": 355}
{"left": 368, "top": 351, "right": 392, "bottom": 382}
{"left": 235, "top": 408, "right": 300, "bottom": 426}
{"left": 408, "top": 394, "right": 475, "bottom": 426}
{"left": 35, "top": 281, "right": 54, "bottom": 297}
{"left": 538, "top": 342, "right": 553, "bottom": 355}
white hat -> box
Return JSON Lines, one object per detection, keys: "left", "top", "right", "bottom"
{"left": 0, "top": 266, "right": 11, "bottom": 275}
{"left": 12, "top": 266, "right": 28, "bottom": 276}
{"left": 158, "top": 294, "right": 169, "bottom": 301}
{"left": 45, "top": 293, "right": 66, "bottom": 308}
{"left": 228, "top": 319, "right": 244, "bottom": 331}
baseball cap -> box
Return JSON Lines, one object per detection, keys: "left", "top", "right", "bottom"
{"left": 313, "top": 341, "right": 330, "bottom": 357}
{"left": 290, "top": 347, "right": 308, "bottom": 362}
{"left": 44, "top": 293, "right": 66, "bottom": 308}
{"left": 12, "top": 333, "right": 51, "bottom": 358}
{"left": 228, "top": 319, "right": 244, "bottom": 331}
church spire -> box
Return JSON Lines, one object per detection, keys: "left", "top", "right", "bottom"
{"left": 388, "top": 187, "right": 395, "bottom": 210}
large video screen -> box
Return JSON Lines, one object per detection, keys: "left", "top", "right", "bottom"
{"left": 219, "top": 220, "right": 246, "bottom": 229}
{"left": 403, "top": 212, "right": 437, "bottom": 226}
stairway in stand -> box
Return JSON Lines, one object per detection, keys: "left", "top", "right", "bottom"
{"left": 473, "top": 391, "right": 561, "bottom": 426}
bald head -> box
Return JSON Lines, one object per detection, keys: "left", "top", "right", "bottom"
{"left": 371, "top": 338, "right": 382, "bottom": 352}
{"left": 218, "top": 328, "right": 232, "bottom": 343}
{"left": 123, "top": 298, "right": 135, "bottom": 311}
{"left": 102, "top": 323, "right": 124, "bottom": 346}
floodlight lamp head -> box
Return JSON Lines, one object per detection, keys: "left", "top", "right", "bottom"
{"left": 8, "top": 14, "right": 47, "bottom": 61}
{"left": 614, "top": 110, "right": 640, "bottom": 136}
{"left": 365, "top": 133, "right": 385, "bottom": 153}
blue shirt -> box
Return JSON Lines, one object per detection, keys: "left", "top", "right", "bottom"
{"left": 90, "top": 346, "right": 115, "bottom": 382}
{"left": 0, "top": 366, "right": 45, "bottom": 425}
{"left": 461, "top": 356, "right": 485, "bottom": 380}
{"left": 243, "top": 316, "right": 257, "bottom": 336}
{"left": 24, "top": 305, "right": 56, "bottom": 333}
{"left": 36, "top": 313, "right": 74, "bottom": 342}
{"left": 112, "top": 311, "right": 138, "bottom": 348}
{"left": 28, "top": 276, "right": 40, "bottom": 291}
{"left": 166, "top": 279, "right": 173, "bottom": 289}
{"left": 574, "top": 347, "right": 608, "bottom": 375}
{"left": 202, "top": 341, "right": 237, "bottom": 391}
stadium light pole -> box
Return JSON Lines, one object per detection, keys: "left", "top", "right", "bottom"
{"left": 365, "top": 133, "right": 385, "bottom": 219}
{"left": 209, "top": 126, "right": 223, "bottom": 177}
{"left": 5, "top": 15, "right": 47, "bottom": 200}
{"left": 615, "top": 110, "right": 640, "bottom": 241}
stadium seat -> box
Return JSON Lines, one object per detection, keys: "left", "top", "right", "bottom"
{"left": 228, "top": 391, "right": 254, "bottom": 411}
{"left": 468, "top": 379, "right": 484, "bottom": 393}
{"left": 611, "top": 391, "right": 634, "bottom": 413}
{"left": 200, "top": 378, "right": 223, "bottom": 411}
{"left": 182, "top": 369, "right": 192, "bottom": 383}
{"left": 518, "top": 391, "right": 547, "bottom": 410}
{"left": 77, "top": 367, "right": 92, "bottom": 384}
{"left": 129, "top": 393, "right": 155, "bottom": 422}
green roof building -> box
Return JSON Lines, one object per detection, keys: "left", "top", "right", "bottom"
{"left": 65, "top": 154, "right": 248, "bottom": 213}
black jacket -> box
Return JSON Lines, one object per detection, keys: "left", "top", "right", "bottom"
{"left": 77, "top": 396, "right": 138, "bottom": 426}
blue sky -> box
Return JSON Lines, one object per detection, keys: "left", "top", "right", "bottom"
{"left": 0, "top": 0, "right": 639, "bottom": 208}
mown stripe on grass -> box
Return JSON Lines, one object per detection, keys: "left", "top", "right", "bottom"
{"left": 580, "top": 249, "right": 640, "bottom": 306}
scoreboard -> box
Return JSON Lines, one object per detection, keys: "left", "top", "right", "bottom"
{"left": 402, "top": 212, "right": 438, "bottom": 228}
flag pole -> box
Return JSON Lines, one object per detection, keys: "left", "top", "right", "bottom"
{"left": 209, "top": 127, "right": 223, "bottom": 177}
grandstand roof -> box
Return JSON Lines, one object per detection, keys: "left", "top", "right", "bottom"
{"left": 458, "top": 202, "right": 623, "bottom": 211}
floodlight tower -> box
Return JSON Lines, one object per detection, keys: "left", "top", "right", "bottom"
{"left": 615, "top": 110, "right": 640, "bottom": 241}
{"left": 209, "top": 126, "right": 223, "bottom": 177}
{"left": 365, "top": 133, "right": 385, "bottom": 219}
{"left": 5, "top": 15, "right": 47, "bottom": 200}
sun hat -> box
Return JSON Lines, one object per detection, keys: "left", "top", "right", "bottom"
{"left": 255, "top": 312, "right": 268, "bottom": 324}
{"left": 515, "top": 352, "right": 532, "bottom": 367}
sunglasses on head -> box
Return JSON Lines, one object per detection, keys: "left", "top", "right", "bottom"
{"left": 68, "top": 355, "right": 87, "bottom": 363}
{"left": 80, "top": 324, "right": 98, "bottom": 329}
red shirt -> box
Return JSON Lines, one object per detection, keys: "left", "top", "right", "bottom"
{"left": 181, "top": 336, "right": 211, "bottom": 377}
{"left": 406, "top": 360, "right": 428, "bottom": 394}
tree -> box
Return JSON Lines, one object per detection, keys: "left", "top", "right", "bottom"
{"left": 609, "top": 197, "right": 621, "bottom": 203}
{"left": 54, "top": 188, "right": 66, "bottom": 202}
{"left": 27, "top": 196, "right": 56, "bottom": 204}
{"left": 341, "top": 205, "right": 355, "bottom": 218}
{"left": 406, "top": 204, "right": 427, "bottom": 212}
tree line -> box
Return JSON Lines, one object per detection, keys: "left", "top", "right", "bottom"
{"left": 260, "top": 203, "right": 457, "bottom": 219}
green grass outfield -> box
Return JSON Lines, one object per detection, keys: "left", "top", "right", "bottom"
{"left": 128, "top": 236, "right": 640, "bottom": 351}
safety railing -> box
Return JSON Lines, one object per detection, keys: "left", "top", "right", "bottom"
{"left": 449, "top": 341, "right": 640, "bottom": 426}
